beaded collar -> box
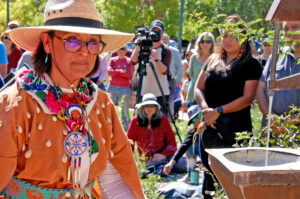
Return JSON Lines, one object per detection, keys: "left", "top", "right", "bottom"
{"left": 17, "top": 69, "right": 95, "bottom": 122}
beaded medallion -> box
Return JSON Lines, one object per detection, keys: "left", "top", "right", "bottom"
{"left": 64, "top": 133, "right": 88, "bottom": 156}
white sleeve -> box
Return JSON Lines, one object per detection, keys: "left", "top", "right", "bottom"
{"left": 98, "top": 161, "right": 136, "bottom": 199}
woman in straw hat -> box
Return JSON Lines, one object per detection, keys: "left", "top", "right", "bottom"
{"left": 0, "top": 0, "right": 144, "bottom": 198}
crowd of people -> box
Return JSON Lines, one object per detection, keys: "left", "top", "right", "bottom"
{"left": 0, "top": 0, "right": 299, "bottom": 198}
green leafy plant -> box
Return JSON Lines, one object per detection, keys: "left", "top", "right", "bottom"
{"left": 235, "top": 106, "right": 300, "bottom": 148}
{"left": 259, "top": 106, "right": 300, "bottom": 148}
{"left": 134, "top": 152, "right": 165, "bottom": 199}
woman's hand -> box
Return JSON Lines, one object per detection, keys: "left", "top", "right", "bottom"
{"left": 203, "top": 108, "right": 220, "bottom": 129}
{"left": 163, "top": 159, "right": 176, "bottom": 176}
{"left": 152, "top": 153, "right": 166, "bottom": 162}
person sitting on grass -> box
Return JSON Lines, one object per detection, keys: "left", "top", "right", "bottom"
{"left": 163, "top": 105, "right": 204, "bottom": 180}
{"left": 127, "top": 93, "right": 186, "bottom": 177}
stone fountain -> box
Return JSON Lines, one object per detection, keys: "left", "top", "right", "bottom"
{"left": 206, "top": 147, "right": 300, "bottom": 199}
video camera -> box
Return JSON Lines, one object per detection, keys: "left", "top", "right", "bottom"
{"left": 137, "top": 26, "right": 161, "bottom": 61}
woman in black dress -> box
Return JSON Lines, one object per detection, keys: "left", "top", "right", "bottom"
{"left": 194, "top": 15, "right": 262, "bottom": 199}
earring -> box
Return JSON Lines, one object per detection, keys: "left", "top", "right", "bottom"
{"left": 236, "top": 46, "right": 244, "bottom": 59}
{"left": 221, "top": 48, "right": 226, "bottom": 60}
{"left": 45, "top": 53, "right": 49, "bottom": 64}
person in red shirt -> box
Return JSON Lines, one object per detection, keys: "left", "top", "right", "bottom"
{"left": 127, "top": 93, "right": 186, "bottom": 176}
{"left": 0, "top": 30, "right": 22, "bottom": 74}
{"left": 107, "top": 46, "right": 134, "bottom": 131}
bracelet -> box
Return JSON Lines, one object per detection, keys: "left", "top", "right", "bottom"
{"left": 217, "top": 106, "right": 223, "bottom": 115}
{"left": 154, "top": 59, "right": 159, "bottom": 62}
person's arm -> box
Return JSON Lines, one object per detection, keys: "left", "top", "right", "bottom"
{"left": 164, "top": 126, "right": 195, "bottom": 175}
{"left": 122, "top": 60, "right": 134, "bottom": 79}
{"left": 0, "top": 42, "right": 8, "bottom": 77}
{"left": 172, "top": 127, "right": 195, "bottom": 162}
{"left": 182, "top": 90, "right": 187, "bottom": 101}
{"left": 131, "top": 43, "right": 140, "bottom": 64}
{"left": 107, "top": 59, "right": 118, "bottom": 77}
{"left": 97, "top": 56, "right": 108, "bottom": 84}
{"left": 256, "top": 59, "right": 272, "bottom": 116}
{"left": 256, "top": 80, "right": 270, "bottom": 116}
{"left": 151, "top": 48, "right": 169, "bottom": 74}
{"left": 194, "top": 69, "right": 209, "bottom": 110}
{"left": 0, "top": 64, "right": 7, "bottom": 77}
{"left": 187, "top": 54, "right": 194, "bottom": 79}
{"left": 17, "top": 52, "right": 27, "bottom": 71}
{"left": 107, "top": 100, "right": 144, "bottom": 198}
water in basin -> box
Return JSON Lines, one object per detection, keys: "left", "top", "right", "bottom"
{"left": 224, "top": 149, "right": 300, "bottom": 167}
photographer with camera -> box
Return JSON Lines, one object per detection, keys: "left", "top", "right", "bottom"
{"left": 131, "top": 20, "right": 172, "bottom": 117}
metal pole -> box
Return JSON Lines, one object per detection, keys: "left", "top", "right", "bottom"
{"left": 265, "top": 22, "right": 280, "bottom": 166}
{"left": 177, "top": 0, "right": 184, "bottom": 52}
{"left": 269, "top": 23, "right": 281, "bottom": 86}
{"left": 148, "top": 62, "right": 182, "bottom": 143}
{"left": 6, "top": 0, "right": 10, "bottom": 26}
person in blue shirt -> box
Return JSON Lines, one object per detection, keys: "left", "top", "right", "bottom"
{"left": 0, "top": 41, "right": 8, "bottom": 88}
{"left": 256, "top": 21, "right": 300, "bottom": 130}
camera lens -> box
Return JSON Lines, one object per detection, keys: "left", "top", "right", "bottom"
{"left": 150, "top": 31, "right": 161, "bottom": 42}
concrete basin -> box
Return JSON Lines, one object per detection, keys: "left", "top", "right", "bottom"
{"left": 206, "top": 147, "right": 300, "bottom": 199}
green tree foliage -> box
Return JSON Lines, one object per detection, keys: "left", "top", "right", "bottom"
{"left": 96, "top": 0, "right": 180, "bottom": 36}
{"left": 0, "top": 0, "right": 46, "bottom": 32}
{"left": 182, "top": 0, "right": 274, "bottom": 40}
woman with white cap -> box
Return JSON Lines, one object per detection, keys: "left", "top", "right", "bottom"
{"left": 127, "top": 93, "right": 186, "bottom": 176}
{"left": 0, "top": 0, "right": 144, "bottom": 198}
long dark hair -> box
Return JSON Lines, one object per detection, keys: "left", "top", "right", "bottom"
{"left": 206, "top": 15, "right": 253, "bottom": 71}
{"left": 137, "top": 106, "right": 162, "bottom": 128}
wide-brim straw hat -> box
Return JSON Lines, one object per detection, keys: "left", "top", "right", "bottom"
{"left": 9, "top": 0, "right": 134, "bottom": 53}
{"left": 135, "top": 93, "right": 161, "bottom": 109}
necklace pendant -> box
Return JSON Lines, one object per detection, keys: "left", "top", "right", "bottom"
{"left": 66, "top": 104, "right": 83, "bottom": 120}
{"left": 64, "top": 132, "right": 88, "bottom": 156}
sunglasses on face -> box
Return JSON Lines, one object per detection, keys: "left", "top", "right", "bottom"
{"left": 200, "top": 40, "right": 212, "bottom": 44}
{"left": 3, "top": 35, "right": 10, "bottom": 41}
{"left": 144, "top": 104, "right": 156, "bottom": 108}
{"left": 263, "top": 44, "right": 271, "bottom": 47}
{"left": 9, "top": 25, "right": 18, "bottom": 29}
{"left": 191, "top": 112, "right": 202, "bottom": 123}
{"left": 51, "top": 33, "right": 106, "bottom": 55}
